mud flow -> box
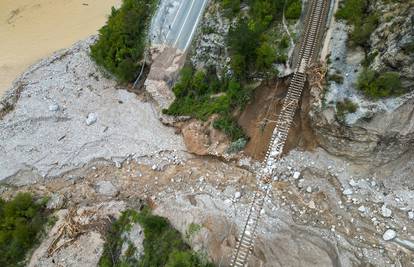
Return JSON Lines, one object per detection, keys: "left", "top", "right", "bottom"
{"left": 239, "top": 77, "right": 317, "bottom": 160}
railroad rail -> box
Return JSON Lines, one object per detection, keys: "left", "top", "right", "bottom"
{"left": 230, "top": 0, "right": 330, "bottom": 266}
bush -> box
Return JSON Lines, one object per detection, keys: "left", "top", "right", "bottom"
{"left": 328, "top": 73, "right": 344, "bottom": 84}
{"left": 213, "top": 115, "right": 246, "bottom": 141}
{"left": 335, "top": 0, "right": 378, "bottom": 49}
{"left": 98, "top": 210, "right": 140, "bottom": 267}
{"left": 136, "top": 208, "right": 212, "bottom": 267}
{"left": 0, "top": 193, "right": 48, "bottom": 267}
{"left": 165, "top": 66, "right": 250, "bottom": 141}
{"left": 99, "top": 208, "right": 212, "bottom": 267}
{"left": 90, "top": 0, "right": 158, "bottom": 83}
{"left": 285, "top": 0, "right": 302, "bottom": 20}
{"left": 227, "top": 138, "right": 248, "bottom": 154}
{"left": 357, "top": 69, "right": 404, "bottom": 98}
{"left": 336, "top": 99, "right": 358, "bottom": 121}
{"left": 221, "top": 0, "right": 240, "bottom": 15}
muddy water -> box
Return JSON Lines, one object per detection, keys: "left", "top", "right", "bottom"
{"left": 0, "top": 0, "right": 121, "bottom": 97}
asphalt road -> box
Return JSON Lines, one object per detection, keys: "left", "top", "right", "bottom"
{"left": 151, "top": 0, "right": 208, "bottom": 51}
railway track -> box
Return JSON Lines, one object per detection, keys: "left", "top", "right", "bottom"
{"left": 230, "top": 0, "right": 330, "bottom": 266}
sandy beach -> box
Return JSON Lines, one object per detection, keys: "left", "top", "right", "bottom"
{"left": 0, "top": 0, "right": 121, "bottom": 97}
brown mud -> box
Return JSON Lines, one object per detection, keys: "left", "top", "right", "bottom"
{"left": 238, "top": 76, "right": 318, "bottom": 160}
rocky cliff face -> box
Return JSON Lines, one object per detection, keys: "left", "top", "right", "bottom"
{"left": 370, "top": 1, "right": 414, "bottom": 90}
{"left": 310, "top": 93, "right": 414, "bottom": 164}
{"left": 309, "top": 0, "right": 414, "bottom": 164}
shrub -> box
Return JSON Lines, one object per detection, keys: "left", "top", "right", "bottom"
{"left": 256, "top": 42, "right": 277, "bottom": 71}
{"left": 213, "top": 115, "right": 245, "bottom": 141}
{"left": 335, "top": 0, "right": 378, "bottom": 49}
{"left": 227, "top": 138, "right": 248, "bottom": 153}
{"left": 285, "top": 0, "right": 302, "bottom": 20}
{"left": 221, "top": 0, "right": 241, "bottom": 15}
{"left": 328, "top": 73, "right": 344, "bottom": 84}
{"left": 90, "top": 0, "right": 158, "bottom": 83}
{"left": 165, "top": 67, "right": 250, "bottom": 141}
{"left": 0, "top": 193, "right": 48, "bottom": 267}
{"left": 336, "top": 99, "right": 358, "bottom": 121}
{"left": 99, "top": 208, "right": 213, "bottom": 267}
{"left": 98, "top": 210, "right": 140, "bottom": 267}
{"left": 357, "top": 69, "right": 404, "bottom": 98}
{"left": 136, "top": 208, "right": 213, "bottom": 267}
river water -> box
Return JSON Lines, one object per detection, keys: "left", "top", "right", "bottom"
{"left": 0, "top": 0, "right": 121, "bottom": 97}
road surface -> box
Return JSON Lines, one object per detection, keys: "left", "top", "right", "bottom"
{"left": 150, "top": 0, "right": 208, "bottom": 51}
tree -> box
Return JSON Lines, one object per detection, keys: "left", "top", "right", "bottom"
{"left": 90, "top": 0, "right": 158, "bottom": 83}
{"left": 256, "top": 42, "right": 276, "bottom": 71}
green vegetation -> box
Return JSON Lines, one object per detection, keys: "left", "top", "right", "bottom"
{"left": 335, "top": 0, "right": 378, "bottom": 50}
{"left": 99, "top": 209, "right": 140, "bottom": 267}
{"left": 167, "top": 0, "right": 303, "bottom": 141}
{"left": 227, "top": 138, "right": 248, "bottom": 154}
{"left": 99, "top": 208, "right": 213, "bottom": 267}
{"left": 336, "top": 99, "right": 358, "bottom": 122}
{"left": 402, "top": 41, "right": 414, "bottom": 54}
{"left": 90, "top": 0, "right": 158, "bottom": 83}
{"left": 0, "top": 193, "right": 49, "bottom": 267}
{"left": 285, "top": 0, "right": 302, "bottom": 20}
{"left": 164, "top": 66, "right": 249, "bottom": 141}
{"left": 357, "top": 69, "right": 404, "bottom": 99}
{"left": 185, "top": 223, "right": 202, "bottom": 240}
{"left": 328, "top": 72, "right": 344, "bottom": 84}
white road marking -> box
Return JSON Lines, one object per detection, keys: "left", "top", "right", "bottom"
{"left": 173, "top": 0, "right": 196, "bottom": 47}
{"left": 183, "top": 0, "right": 208, "bottom": 51}
{"left": 166, "top": 0, "right": 185, "bottom": 40}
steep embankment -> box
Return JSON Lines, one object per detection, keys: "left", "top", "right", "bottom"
{"left": 310, "top": 0, "right": 414, "bottom": 164}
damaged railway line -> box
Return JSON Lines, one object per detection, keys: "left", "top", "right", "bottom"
{"left": 230, "top": 0, "right": 331, "bottom": 266}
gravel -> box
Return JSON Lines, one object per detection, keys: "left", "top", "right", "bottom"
{"left": 0, "top": 37, "right": 187, "bottom": 182}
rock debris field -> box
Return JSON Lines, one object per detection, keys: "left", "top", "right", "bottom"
{"left": 0, "top": 36, "right": 187, "bottom": 182}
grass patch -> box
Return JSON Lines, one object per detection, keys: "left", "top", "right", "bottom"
{"left": 336, "top": 99, "right": 358, "bottom": 122}
{"left": 0, "top": 193, "right": 49, "bottom": 267}
{"left": 357, "top": 68, "right": 405, "bottom": 99}
{"left": 90, "top": 0, "right": 158, "bottom": 83}
{"left": 99, "top": 208, "right": 213, "bottom": 267}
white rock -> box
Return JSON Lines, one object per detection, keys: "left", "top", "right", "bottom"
{"left": 358, "top": 206, "right": 366, "bottom": 213}
{"left": 308, "top": 200, "right": 316, "bottom": 209}
{"left": 408, "top": 211, "right": 414, "bottom": 220}
{"left": 343, "top": 189, "right": 353, "bottom": 195}
{"left": 381, "top": 205, "right": 392, "bottom": 218}
{"left": 383, "top": 229, "right": 397, "bottom": 241}
{"left": 349, "top": 179, "right": 358, "bottom": 187}
{"left": 86, "top": 112, "right": 97, "bottom": 125}
{"left": 95, "top": 181, "right": 119, "bottom": 197}
{"left": 46, "top": 193, "right": 64, "bottom": 209}
{"left": 49, "top": 103, "right": 59, "bottom": 112}
{"left": 306, "top": 186, "right": 312, "bottom": 193}
{"left": 234, "top": 192, "right": 241, "bottom": 199}
{"left": 293, "top": 171, "right": 301, "bottom": 179}
{"left": 260, "top": 209, "right": 265, "bottom": 215}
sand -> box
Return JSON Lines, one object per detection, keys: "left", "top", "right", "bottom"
{"left": 0, "top": 0, "right": 121, "bottom": 97}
